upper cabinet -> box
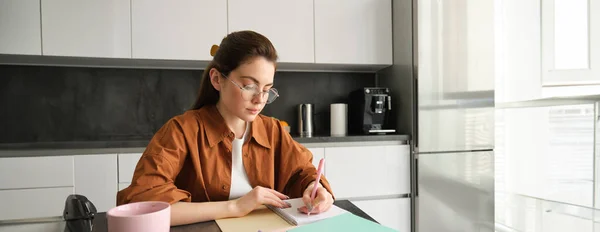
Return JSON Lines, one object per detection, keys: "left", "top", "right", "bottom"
{"left": 228, "top": 0, "right": 314, "bottom": 63}
{"left": 41, "top": 0, "right": 131, "bottom": 58}
{"left": 314, "top": 0, "right": 393, "bottom": 65}
{"left": 131, "top": 0, "right": 227, "bottom": 60}
{"left": 541, "top": 0, "right": 600, "bottom": 85}
{"left": 0, "top": 0, "right": 394, "bottom": 70}
{"left": 0, "top": 0, "right": 41, "bottom": 55}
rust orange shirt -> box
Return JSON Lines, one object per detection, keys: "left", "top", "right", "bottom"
{"left": 116, "top": 105, "right": 333, "bottom": 205}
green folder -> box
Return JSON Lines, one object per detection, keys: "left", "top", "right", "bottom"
{"left": 288, "top": 212, "right": 399, "bottom": 232}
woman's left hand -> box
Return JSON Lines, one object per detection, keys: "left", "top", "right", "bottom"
{"left": 298, "top": 181, "right": 333, "bottom": 214}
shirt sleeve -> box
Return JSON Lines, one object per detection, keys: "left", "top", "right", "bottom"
{"left": 274, "top": 121, "right": 335, "bottom": 199}
{"left": 116, "top": 118, "right": 192, "bottom": 205}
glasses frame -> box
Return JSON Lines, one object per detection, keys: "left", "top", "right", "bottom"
{"left": 220, "top": 72, "right": 280, "bottom": 104}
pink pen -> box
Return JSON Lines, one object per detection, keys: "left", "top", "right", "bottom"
{"left": 308, "top": 158, "right": 325, "bottom": 216}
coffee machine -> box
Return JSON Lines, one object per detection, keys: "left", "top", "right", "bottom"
{"left": 348, "top": 87, "right": 396, "bottom": 135}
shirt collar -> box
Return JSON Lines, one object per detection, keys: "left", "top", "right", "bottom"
{"left": 201, "top": 105, "right": 271, "bottom": 149}
{"left": 250, "top": 115, "right": 271, "bottom": 149}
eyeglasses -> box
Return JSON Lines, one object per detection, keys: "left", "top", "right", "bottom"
{"left": 220, "top": 72, "right": 280, "bottom": 104}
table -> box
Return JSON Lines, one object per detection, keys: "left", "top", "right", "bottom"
{"left": 91, "top": 200, "right": 376, "bottom": 232}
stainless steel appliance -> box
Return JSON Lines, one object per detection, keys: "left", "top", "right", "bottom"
{"left": 298, "top": 104, "right": 314, "bottom": 137}
{"left": 380, "top": 0, "right": 496, "bottom": 231}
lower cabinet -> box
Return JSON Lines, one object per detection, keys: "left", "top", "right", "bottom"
{"left": 307, "top": 147, "right": 325, "bottom": 171}
{"left": 74, "top": 154, "right": 118, "bottom": 212}
{"left": 324, "top": 145, "right": 411, "bottom": 199}
{"left": 0, "top": 187, "right": 74, "bottom": 221}
{"left": 118, "top": 183, "right": 130, "bottom": 191}
{"left": 0, "top": 142, "right": 411, "bottom": 232}
{"left": 0, "top": 154, "right": 117, "bottom": 223}
{"left": 351, "top": 197, "right": 411, "bottom": 232}
{"left": 0, "top": 222, "right": 66, "bottom": 232}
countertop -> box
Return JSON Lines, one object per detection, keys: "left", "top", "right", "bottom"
{"left": 0, "top": 134, "right": 409, "bottom": 158}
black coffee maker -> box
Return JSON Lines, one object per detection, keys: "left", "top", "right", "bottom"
{"left": 348, "top": 87, "right": 396, "bottom": 135}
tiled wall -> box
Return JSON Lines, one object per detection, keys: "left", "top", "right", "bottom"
{"left": 0, "top": 65, "right": 375, "bottom": 143}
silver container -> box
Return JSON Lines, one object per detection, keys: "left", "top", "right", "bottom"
{"left": 298, "top": 104, "right": 314, "bottom": 137}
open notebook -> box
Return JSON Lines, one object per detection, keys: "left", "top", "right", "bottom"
{"left": 266, "top": 198, "right": 348, "bottom": 226}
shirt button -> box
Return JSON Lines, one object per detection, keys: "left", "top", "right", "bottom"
{"left": 244, "top": 153, "right": 248, "bottom": 157}
{"left": 222, "top": 185, "right": 226, "bottom": 190}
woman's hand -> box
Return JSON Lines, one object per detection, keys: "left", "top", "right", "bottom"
{"left": 232, "top": 186, "right": 291, "bottom": 217}
{"left": 298, "top": 181, "right": 333, "bottom": 214}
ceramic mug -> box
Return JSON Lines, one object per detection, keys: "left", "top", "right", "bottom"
{"left": 107, "top": 201, "right": 171, "bottom": 232}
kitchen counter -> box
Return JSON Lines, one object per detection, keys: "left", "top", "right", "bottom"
{"left": 292, "top": 134, "right": 409, "bottom": 143}
{"left": 0, "top": 134, "right": 409, "bottom": 157}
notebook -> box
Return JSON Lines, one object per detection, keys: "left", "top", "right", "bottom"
{"left": 215, "top": 206, "right": 295, "bottom": 232}
{"left": 266, "top": 198, "right": 348, "bottom": 226}
{"left": 287, "top": 211, "right": 399, "bottom": 232}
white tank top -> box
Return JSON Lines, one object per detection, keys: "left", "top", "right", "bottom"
{"left": 228, "top": 123, "right": 253, "bottom": 200}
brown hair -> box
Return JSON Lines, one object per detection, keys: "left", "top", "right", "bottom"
{"left": 190, "top": 30, "right": 278, "bottom": 110}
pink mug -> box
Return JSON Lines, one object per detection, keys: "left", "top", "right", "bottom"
{"left": 107, "top": 201, "right": 171, "bottom": 232}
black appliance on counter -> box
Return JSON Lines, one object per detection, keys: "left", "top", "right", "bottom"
{"left": 348, "top": 87, "right": 396, "bottom": 135}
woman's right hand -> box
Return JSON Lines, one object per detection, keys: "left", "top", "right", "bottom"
{"left": 232, "top": 186, "right": 291, "bottom": 217}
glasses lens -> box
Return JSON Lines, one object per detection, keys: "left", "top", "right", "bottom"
{"left": 241, "top": 87, "right": 279, "bottom": 104}
{"left": 266, "top": 89, "right": 279, "bottom": 104}
{"left": 241, "top": 88, "right": 255, "bottom": 101}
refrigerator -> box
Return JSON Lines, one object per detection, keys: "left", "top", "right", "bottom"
{"left": 380, "top": 0, "right": 495, "bottom": 231}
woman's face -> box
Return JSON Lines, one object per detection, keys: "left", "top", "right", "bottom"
{"left": 213, "top": 56, "right": 276, "bottom": 122}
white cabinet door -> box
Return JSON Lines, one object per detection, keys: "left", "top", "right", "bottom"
{"left": 41, "top": 0, "right": 131, "bottom": 58}
{"left": 131, "top": 0, "right": 227, "bottom": 60}
{"left": 307, "top": 147, "right": 325, "bottom": 172}
{"left": 352, "top": 198, "right": 411, "bottom": 232}
{"left": 0, "top": 187, "right": 74, "bottom": 221}
{"left": 0, "top": 0, "right": 41, "bottom": 55}
{"left": 74, "top": 154, "right": 118, "bottom": 213}
{"left": 228, "top": 0, "right": 314, "bottom": 63}
{"left": 118, "top": 183, "right": 130, "bottom": 191}
{"left": 324, "top": 145, "right": 410, "bottom": 199}
{"left": 541, "top": 0, "right": 600, "bottom": 85}
{"left": 0, "top": 156, "right": 74, "bottom": 189}
{"left": 314, "top": 0, "right": 392, "bottom": 65}
{"left": 118, "top": 153, "right": 143, "bottom": 183}
{"left": 0, "top": 222, "right": 66, "bottom": 232}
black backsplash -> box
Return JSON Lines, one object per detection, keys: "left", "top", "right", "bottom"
{"left": 0, "top": 65, "right": 374, "bottom": 143}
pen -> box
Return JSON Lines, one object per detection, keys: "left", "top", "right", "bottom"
{"left": 308, "top": 158, "right": 325, "bottom": 216}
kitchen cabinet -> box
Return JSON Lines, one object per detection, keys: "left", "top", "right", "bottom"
{"left": 541, "top": 0, "right": 600, "bottom": 86}
{"left": 0, "top": 156, "right": 75, "bottom": 221}
{"left": 74, "top": 154, "right": 118, "bottom": 213}
{"left": 0, "top": 156, "right": 74, "bottom": 189}
{"left": 0, "top": 0, "right": 41, "bottom": 55}
{"left": 307, "top": 147, "right": 325, "bottom": 172}
{"left": 117, "top": 153, "right": 142, "bottom": 190}
{"left": 227, "top": 0, "right": 314, "bottom": 63}
{"left": 131, "top": 0, "right": 227, "bottom": 60}
{"left": 314, "top": 0, "right": 392, "bottom": 65}
{"left": 352, "top": 197, "right": 411, "bottom": 232}
{"left": 0, "top": 187, "right": 74, "bottom": 221}
{"left": 41, "top": 0, "right": 131, "bottom": 58}
{"left": 118, "top": 183, "right": 130, "bottom": 191}
{"left": 324, "top": 145, "right": 410, "bottom": 199}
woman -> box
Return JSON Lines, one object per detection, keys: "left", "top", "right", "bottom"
{"left": 116, "top": 30, "right": 335, "bottom": 226}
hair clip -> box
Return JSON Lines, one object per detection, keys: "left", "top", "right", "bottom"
{"left": 210, "top": 45, "right": 219, "bottom": 57}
